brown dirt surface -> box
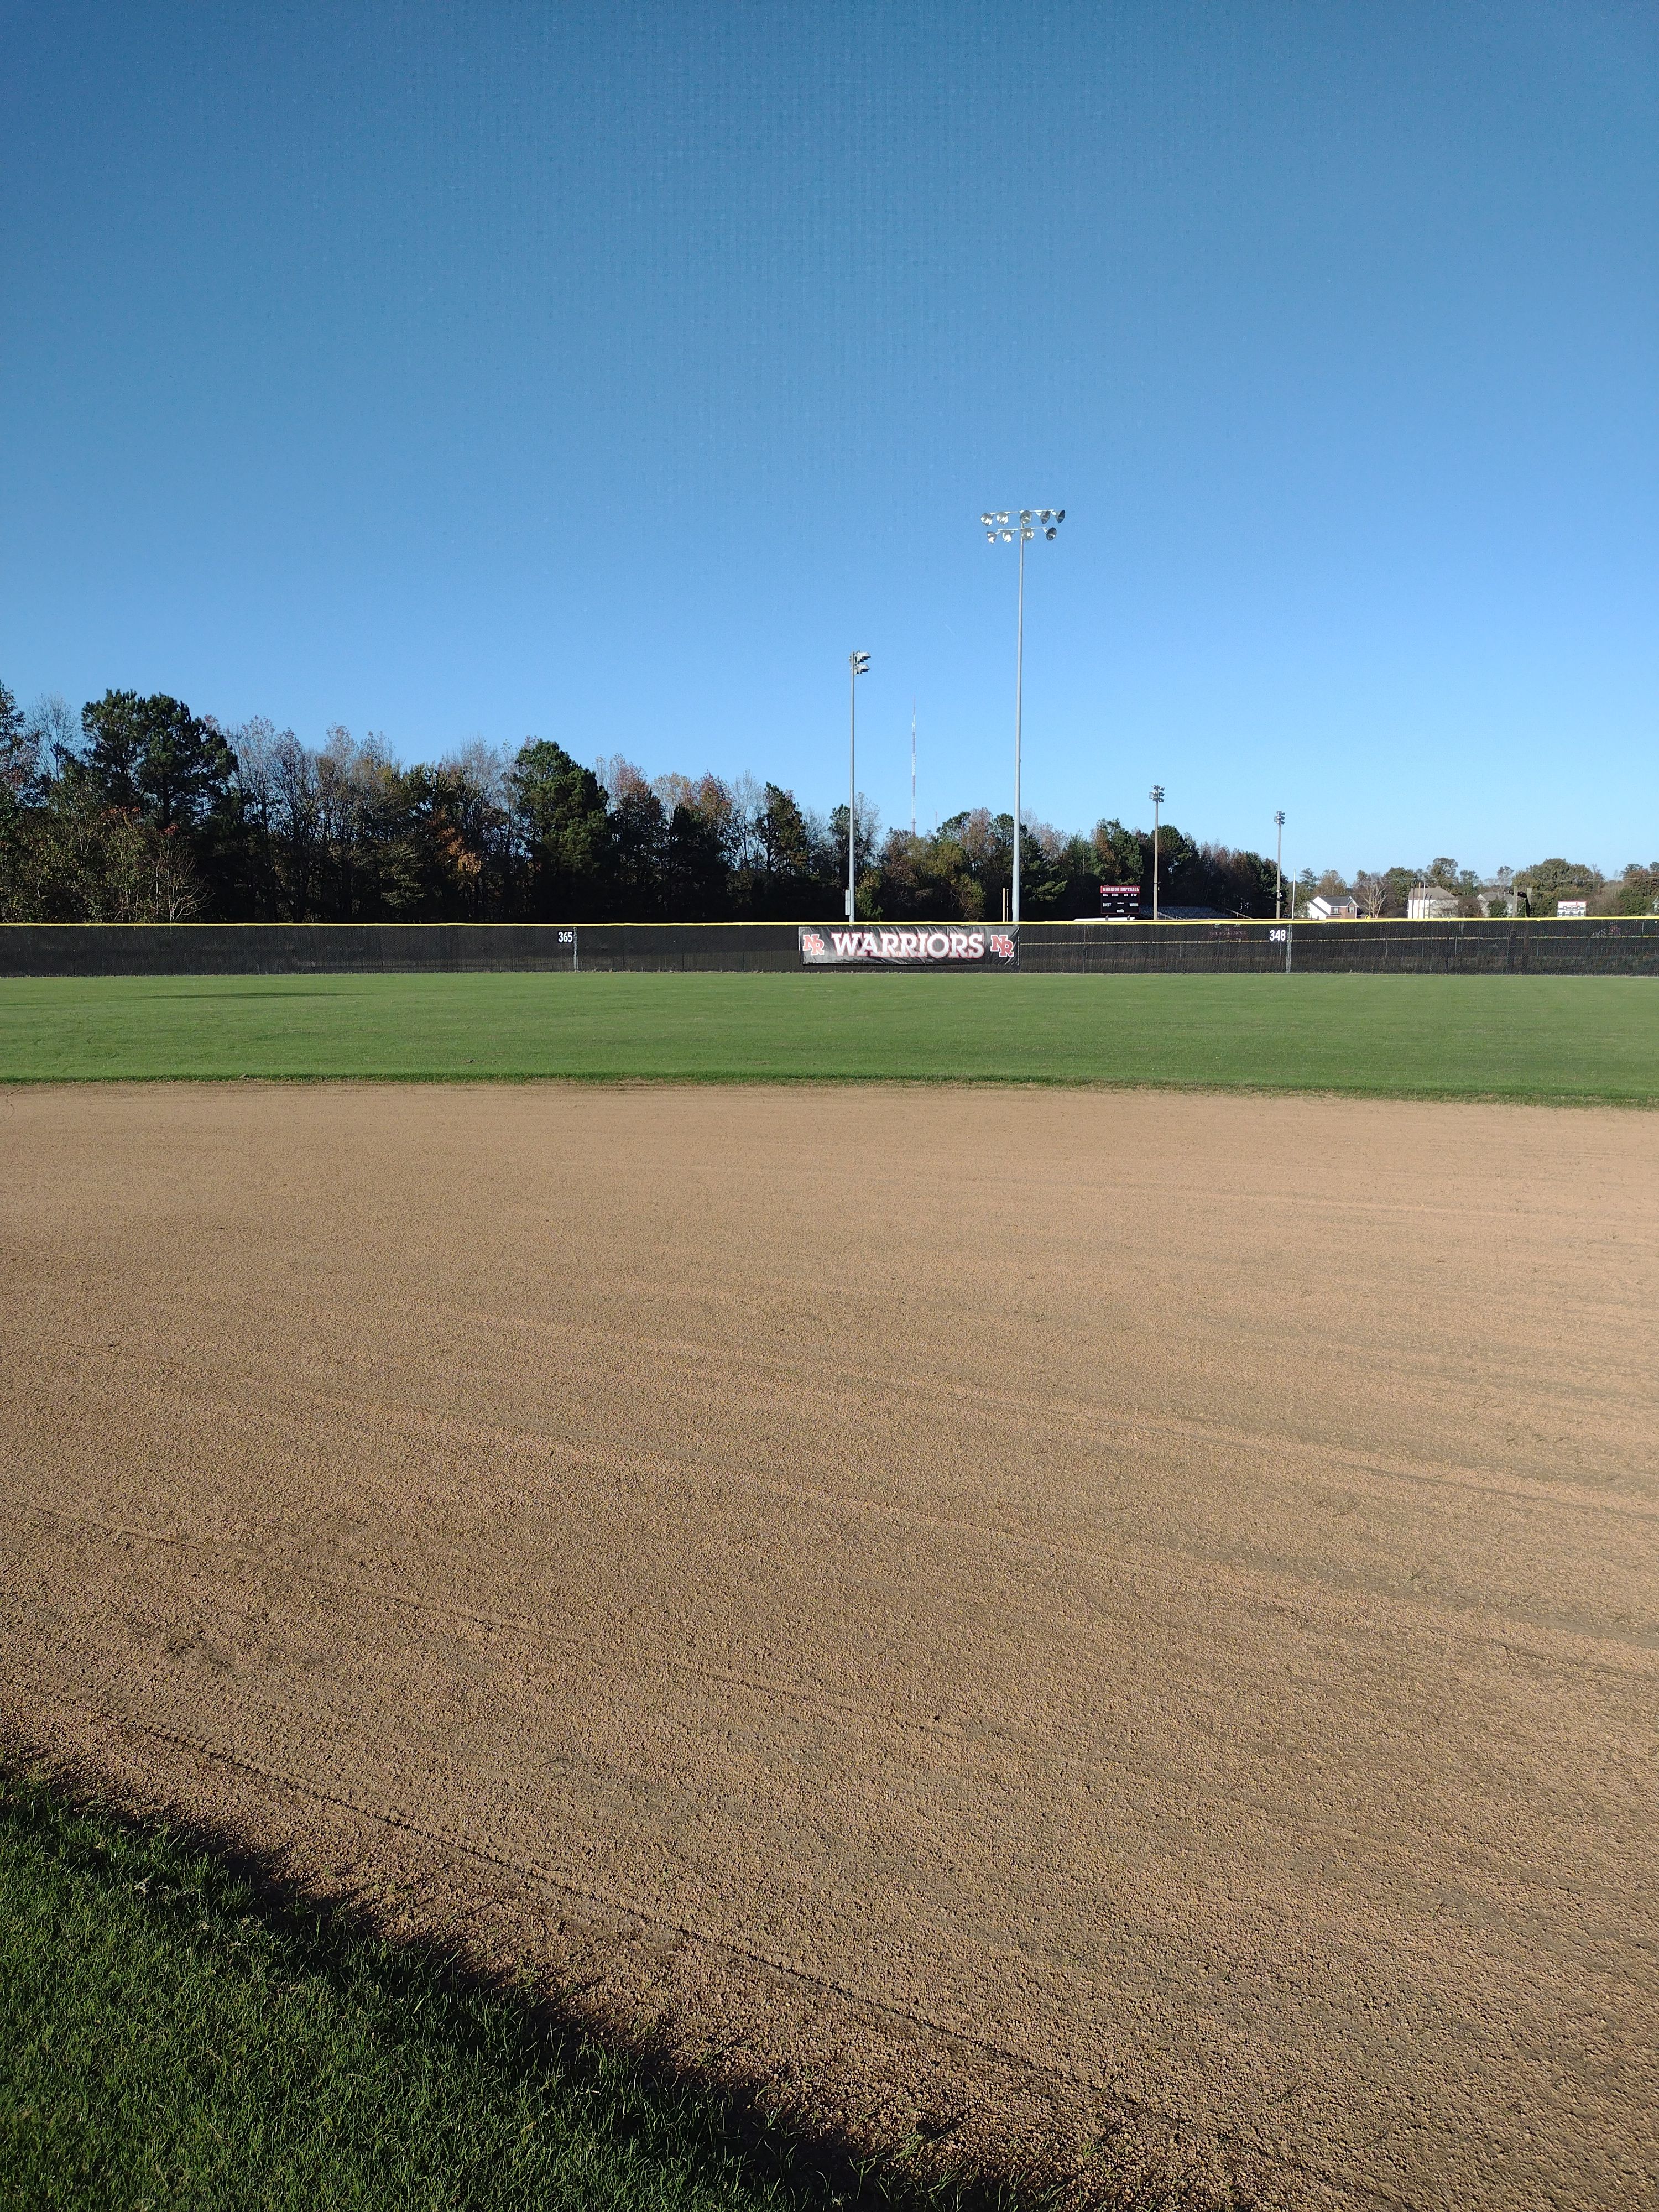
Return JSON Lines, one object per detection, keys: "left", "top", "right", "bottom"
{"left": 3, "top": 1082, "right": 1656, "bottom": 2210}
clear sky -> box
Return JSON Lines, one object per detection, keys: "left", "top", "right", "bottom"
{"left": 4, "top": 1, "right": 1655, "bottom": 877}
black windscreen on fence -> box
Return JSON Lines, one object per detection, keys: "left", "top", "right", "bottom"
{"left": 1019, "top": 919, "right": 1659, "bottom": 974}
{"left": 3, "top": 918, "right": 1657, "bottom": 977}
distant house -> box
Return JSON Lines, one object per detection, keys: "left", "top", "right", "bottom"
{"left": 1406, "top": 884, "right": 1461, "bottom": 919}
{"left": 1307, "top": 894, "right": 1359, "bottom": 920}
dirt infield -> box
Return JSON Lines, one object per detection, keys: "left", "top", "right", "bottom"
{"left": 4, "top": 1083, "right": 1655, "bottom": 2209}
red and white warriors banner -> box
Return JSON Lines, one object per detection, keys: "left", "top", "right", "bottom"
{"left": 799, "top": 925, "right": 1019, "bottom": 967}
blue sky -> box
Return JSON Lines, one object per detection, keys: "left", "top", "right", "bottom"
{"left": 3, "top": 1, "right": 1654, "bottom": 876}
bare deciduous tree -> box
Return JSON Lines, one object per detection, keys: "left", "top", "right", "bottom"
{"left": 1353, "top": 870, "right": 1389, "bottom": 916}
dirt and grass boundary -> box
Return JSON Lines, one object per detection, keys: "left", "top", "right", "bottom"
{"left": 2, "top": 1754, "right": 1056, "bottom": 2212}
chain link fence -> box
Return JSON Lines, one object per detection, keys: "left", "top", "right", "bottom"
{"left": 4, "top": 917, "right": 1657, "bottom": 976}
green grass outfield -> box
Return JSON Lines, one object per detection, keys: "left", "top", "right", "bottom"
{"left": 0, "top": 1771, "right": 943, "bottom": 2212}
{"left": 2, "top": 970, "right": 1656, "bottom": 1100}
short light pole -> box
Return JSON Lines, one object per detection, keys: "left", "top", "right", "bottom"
{"left": 980, "top": 508, "right": 1064, "bottom": 922}
{"left": 1149, "top": 785, "right": 1165, "bottom": 921}
{"left": 847, "top": 650, "right": 870, "bottom": 919}
{"left": 1274, "top": 810, "right": 1286, "bottom": 920}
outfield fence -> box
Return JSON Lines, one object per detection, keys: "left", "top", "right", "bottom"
{"left": 1025, "top": 918, "right": 1659, "bottom": 974}
{"left": 4, "top": 917, "right": 1658, "bottom": 977}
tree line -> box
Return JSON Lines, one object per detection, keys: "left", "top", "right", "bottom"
{"left": 1298, "top": 854, "right": 1658, "bottom": 919}
{"left": 2, "top": 681, "right": 1652, "bottom": 925}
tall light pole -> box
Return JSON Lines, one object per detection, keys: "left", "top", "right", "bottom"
{"left": 910, "top": 700, "right": 917, "bottom": 837}
{"left": 980, "top": 508, "right": 1064, "bottom": 923}
{"left": 1149, "top": 785, "right": 1165, "bottom": 921}
{"left": 847, "top": 650, "right": 870, "bottom": 919}
{"left": 1274, "top": 810, "right": 1286, "bottom": 920}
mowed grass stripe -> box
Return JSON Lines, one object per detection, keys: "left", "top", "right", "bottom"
{"left": 0, "top": 1772, "right": 930, "bottom": 2212}
{"left": 2, "top": 971, "right": 1656, "bottom": 1100}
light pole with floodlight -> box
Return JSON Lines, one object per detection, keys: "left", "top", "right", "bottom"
{"left": 847, "top": 651, "right": 870, "bottom": 919}
{"left": 1274, "top": 810, "right": 1286, "bottom": 920}
{"left": 1149, "top": 785, "right": 1165, "bottom": 921}
{"left": 980, "top": 508, "right": 1064, "bottom": 923}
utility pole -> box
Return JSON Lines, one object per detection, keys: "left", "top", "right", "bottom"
{"left": 1150, "top": 785, "right": 1165, "bottom": 921}
{"left": 1274, "top": 810, "right": 1286, "bottom": 921}
{"left": 847, "top": 650, "right": 870, "bottom": 919}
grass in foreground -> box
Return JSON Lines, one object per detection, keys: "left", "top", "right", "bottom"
{"left": 1, "top": 970, "right": 1656, "bottom": 1102}
{"left": 0, "top": 1770, "right": 969, "bottom": 2212}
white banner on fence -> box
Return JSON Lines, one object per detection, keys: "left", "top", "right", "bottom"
{"left": 799, "top": 925, "right": 1019, "bottom": 968}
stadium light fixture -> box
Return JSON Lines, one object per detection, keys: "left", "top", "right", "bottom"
{"left": 979, "top": 506, "right": 1065, "bottom": 921}
{"left": 1150, "top": 785, "right": 1166, "bottom": 922}
{"left": 847, "top": 650, "right": 870, "bottom": 919}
